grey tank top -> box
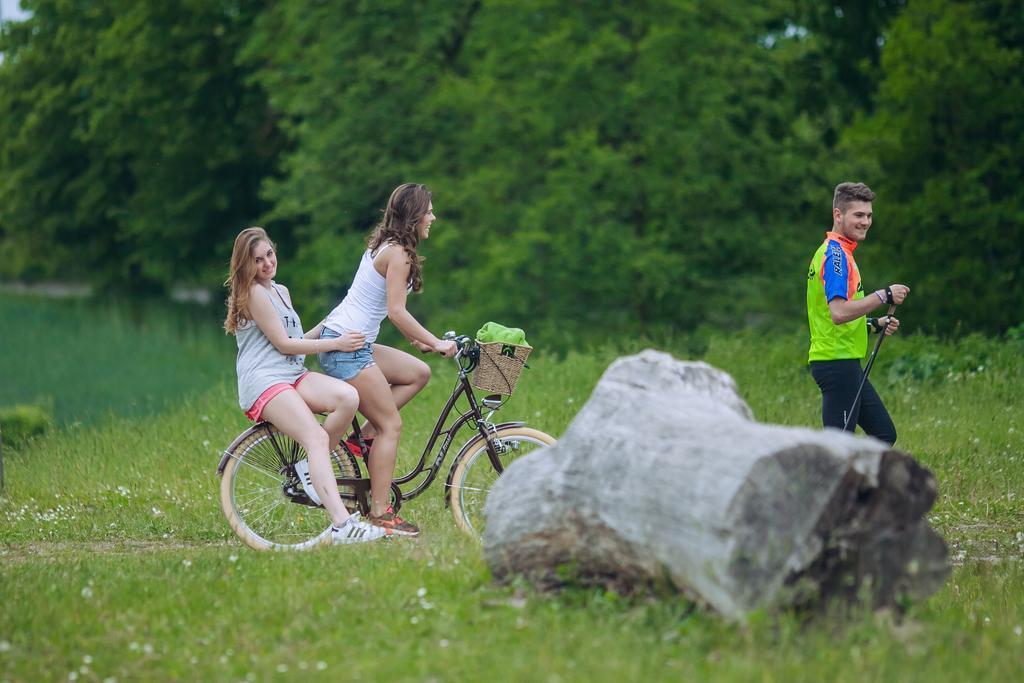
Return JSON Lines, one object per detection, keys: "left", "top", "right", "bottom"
{"left": 235, "top": 283, "right": 307, "bottom": 410}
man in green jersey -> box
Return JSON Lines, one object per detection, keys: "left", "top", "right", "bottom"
{"left": 806, "top": 182, "right": 909, "bottom": 444}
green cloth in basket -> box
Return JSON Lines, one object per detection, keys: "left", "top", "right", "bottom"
{"left": 475, "top": 322, "right": 532, "bottom": 349}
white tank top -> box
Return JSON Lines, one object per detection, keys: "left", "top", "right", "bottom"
{"left": 324, "top": 244, "right": 407, "bottom": 345}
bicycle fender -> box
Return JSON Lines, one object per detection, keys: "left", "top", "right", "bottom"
{"left": 443, "top": 421, "right": 526, "bottom": 505}
{"left": 216, "top": 422, "right": 273, "bottom": 476}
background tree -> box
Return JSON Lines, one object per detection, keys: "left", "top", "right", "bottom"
{"left": 241, "top": 0, "right": 478, "bottom": 310}
{"left": 3, "top": 0, "right": 1019, "bottom": 340}
{"left": 841, "top": 0, "right": 1023, "bottom": 334}
{"left": 248, "top": 0, "right": 821, "bottom": 339}
{"left": 0, "top": 0, "right": 276, "bottom": 292}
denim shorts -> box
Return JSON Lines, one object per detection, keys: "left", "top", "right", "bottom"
{"left": 319, "top": 327, "right": 375, "bottom": 381}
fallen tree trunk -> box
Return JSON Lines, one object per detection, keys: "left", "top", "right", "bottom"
{"left": 483, "top": 350, "right": 949, "bottom": 620}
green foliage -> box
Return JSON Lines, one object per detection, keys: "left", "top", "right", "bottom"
{"left": 789, "top": 0, "right": 908, "bottom": 125}
{"left": 1, "top": 0, "right": 1020, "bottom": 339}
{"left": 0, "top": 0, "right": 276, "bottom": 291}
{"left": 842, "top": 0, "right": 1024, "bottom": 334}
{"left": 0, "top": 402, "right": 53, "bottom": 450}
{"left": 875, "top": 332, "right": 1000, "bottom": 385}
{"left": 243, "top": 0, "right": 832, "bottom": 337}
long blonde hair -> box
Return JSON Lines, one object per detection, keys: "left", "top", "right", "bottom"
{"left": 223, "top": 227, "right": 273, "bottom": 334}
{"left": 367, "top": 183, "right": 432, "bottom": 292}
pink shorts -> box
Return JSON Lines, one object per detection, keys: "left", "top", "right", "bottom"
{"left": 244, "top": 372, "right": 310, "bottom": 422}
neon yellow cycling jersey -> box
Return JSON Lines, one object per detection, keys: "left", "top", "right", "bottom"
{"left": 807, "top": 231, "right": 867, "bottom": 362}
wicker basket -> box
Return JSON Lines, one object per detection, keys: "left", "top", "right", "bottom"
{"left": 472, "top": 342, "right": 531, "bottom": 395}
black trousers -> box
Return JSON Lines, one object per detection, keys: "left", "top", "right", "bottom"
{"left": 809, "top": 359, "right": 897, "bottom": 445}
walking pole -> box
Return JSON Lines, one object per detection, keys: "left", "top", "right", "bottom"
{"left": 843, "top": 303, "right": 898, "bottom": 431}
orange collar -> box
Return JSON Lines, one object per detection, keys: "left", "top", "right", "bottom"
{"left": 825, "top": 230, "right": 858, "bottom": 252}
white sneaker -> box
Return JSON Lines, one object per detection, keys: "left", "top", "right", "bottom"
{"left": 331, "top": 513, "right": 388, "bottom": 544}
{"left": 292, "top": 458, "right": 322, "bottom": 506}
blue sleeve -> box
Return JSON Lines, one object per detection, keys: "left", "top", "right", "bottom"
{"left": 822, "top": 241, "right": 849, "bottom": 302}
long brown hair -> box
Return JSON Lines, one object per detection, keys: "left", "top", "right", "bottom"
{"left": 223, "top": 227, "right": 273, "bottom": 334}
{"left": 367, "top": 183, "right": 432, "bottom": 292}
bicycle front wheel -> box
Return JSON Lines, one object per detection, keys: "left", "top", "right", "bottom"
{"left": 448, "top": 426, "right": 555, "bottom": 538}
{"left": 219, "top": 423, "right": 361, "bottom": 551}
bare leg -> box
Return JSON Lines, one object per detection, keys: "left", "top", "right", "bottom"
{"left": 297, "top": 372, "right": 359, "bottom": 449}
{"left": 355, "top": 344, "right": 431, "bottom": 439}
{"left": 260, "top": 383, "right": 357, "bottom": 528}
{"left": 345, "top": 365, "right": 403, "bottom": 517}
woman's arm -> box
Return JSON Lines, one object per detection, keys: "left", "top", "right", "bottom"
{"left": 249, "top": 285, "right": 363, "bottom": 354}
{"left": 380, "top": 250, "right": 456, "bottom": 356}
{"left": 304, "top": 321, "right": 325, "bottom": 340}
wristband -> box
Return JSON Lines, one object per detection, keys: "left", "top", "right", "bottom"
{"left": 885, "top": 286, "right": 894, "bottom": 304}
{"left": 875, "top": 290, "right": 886, "bottom": 304}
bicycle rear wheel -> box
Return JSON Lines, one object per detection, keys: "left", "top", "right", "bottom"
{"left": 220, "top": 423, "right": 361, "bottom": 551}
{"left": 448, "top": 426, "right": 555, "bottom": 538}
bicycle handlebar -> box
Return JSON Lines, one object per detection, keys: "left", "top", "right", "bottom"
{"left": 444, "top": 332, "right": 479, "bottom": 372}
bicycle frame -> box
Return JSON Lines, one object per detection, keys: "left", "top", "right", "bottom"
{"left": 342, "top": 338, "right": 517, "bottom": 508}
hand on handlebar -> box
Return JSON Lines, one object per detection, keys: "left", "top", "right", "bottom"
{"left": 409, "top": 339, "right": 433, "bottom": 354}
{"left": 434, "top": 339, "right": 458, "bottom": 358}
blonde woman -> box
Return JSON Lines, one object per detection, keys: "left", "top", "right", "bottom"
{"left": 224, "top": 227, "right": 385, "bottom": 544}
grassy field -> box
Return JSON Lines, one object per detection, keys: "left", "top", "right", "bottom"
{"left": 1, "top": 298, "right": 1022, "bottom": 682}
{"left": 0, "top": 294, "right": 233, "bottom": 425}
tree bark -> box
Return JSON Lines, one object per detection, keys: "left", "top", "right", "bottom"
{"left": 483, "top": 350, "right": 949, "bottom": 620}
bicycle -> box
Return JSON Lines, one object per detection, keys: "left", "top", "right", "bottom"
{"left": 217, "top": 333, "right": 556, "bottom": 550}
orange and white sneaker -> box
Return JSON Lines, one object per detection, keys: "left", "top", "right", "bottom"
{"left": 368, "top": 506, "right": 420, "bottom": 537}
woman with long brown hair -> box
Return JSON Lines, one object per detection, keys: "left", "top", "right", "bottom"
{"left": 225, "top": 227, "right": 386, "bottom": 544}
{"left": 315, "top": 183, "right": 456, "bottom": 537}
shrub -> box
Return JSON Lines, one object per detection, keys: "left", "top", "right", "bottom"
{"left": 0, "top": 403, "right": 54, "bottom": 451}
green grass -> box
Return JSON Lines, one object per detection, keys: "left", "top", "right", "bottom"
{"left": 0, "top": 294, "right": 234, "bottom": 425}
{"left": 2, "top": 550, "right": 1020, "bottom": 682}
{"left": 2, "top": 298, "right": 1023, "bottom": 682}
